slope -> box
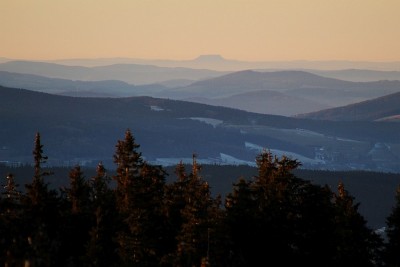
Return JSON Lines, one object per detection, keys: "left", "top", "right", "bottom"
{"left": 296, "top": 91, "right": 400, "bottom": 121}
{"left": 157, "top": 70, "right": 400, "bottom": 111}
{"left": 1, "top": 86, "right": 400, "bottom": 172}
{"left": 184, "top": 90, "right": 330, "bottom": 116}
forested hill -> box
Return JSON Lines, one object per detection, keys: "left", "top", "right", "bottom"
{"left": 2, "top": 85, "right": 400, "bottom": 171}
{"left": 296, "top": 91, "right": 400, "bottom": 121}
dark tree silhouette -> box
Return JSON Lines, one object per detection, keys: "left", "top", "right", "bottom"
{"left": 22, "top": 132, "right": 60, "bottom": 266}
{"left": 0, "top": 173, "right": 26, "bottom": 266}
{"left": 384, "top": 185, "right": 400, "bottom": 267}
{"left": 85, "top": 162, "right": 118, "bottom": 267}
{"left": 225, "top": 150, "right": 341, "bottom": 266}
{"left": 58, "top": 165, "right": 92, "bottom": 265}
{"left": 171, "top": 155, "right": 221, "bottom": 267}
{"left": 113, "top": 129, "right": 167, "bottom": 266}
{"left": 332, "top": 181, "right": 383, "bottom": 266}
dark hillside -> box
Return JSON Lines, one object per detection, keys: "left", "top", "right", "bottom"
{"left": 2, "top": 85, "right": 400, "bottom": 172}
{"left": 296, "top": 91, "right": 400, "bottom": 121}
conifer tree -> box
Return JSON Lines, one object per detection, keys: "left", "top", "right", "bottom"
{"left": 89, "top": 162, "right": 111, "bottom": 205}
{"left": 26, "top": 132, "right": 53, "bottom": 206}
{"left": 85, "top": 162, "right": 118, "bottom": 267}
{"left": 65, "top": 165, "right": 90, "bottom": 214}
{"left": 223, "top": 177, "right": 255, "bottom": 266}
{"left": 252, "top": 151, "right": 302, "bottom": 265}
{"left": 0, "top": 173, "right": 26, "bottom": 266}
{"left": 291, "top": 183, "right": 337, "bottom": 266}
{"left": 136, "top": 162, "right": 168, "bottom": 264}
{"left": 58, "top": 165, "right": 92, "bottom": 265}
{"left": 225, "top": 151, "right": 302, "bottom": 265}
{"left": 22, "top": 132, "right": 60, "bottom": 266}
{"left": 2, "top": 173, "right": 21, "bottom": 201}
{"left": 113, "top": 129, "right": 167, "bottom": 266}
{"left": 113, "top": 129, "right": 143, "bottom": 213}
{"left": 173, "top": 154, "right": 221, "bottom": 267}
{"left": 1, "top": 173, "right": 22, "bottom": 219}
{"left": 162, "top": 161, "right": 190, "bottom": 265}
{"left": 332, "top": 181, "right": 383, "bottom": 266}
{"left": 225, "top": 150, "right": 340, "bottom": 266}
{"left": 384, "top": 185, "right": 400, "bottom": 267}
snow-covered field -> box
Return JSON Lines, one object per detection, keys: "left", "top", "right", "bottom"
{"left": 245, "top": 141, "right": 325, "bottom": 165}
{"left": 149, "top": 105, "right": 164, "bottom": 111}
{"left": 185, "top": 117, "right": 223, "bottom": 128}
{"left": 293, "top": 128, "right": 325, "bottom": 137}
{"left": 151, "top": 157, "right": 217, "bottom": 166}
{"left": 151, "top": 153, "right": 254, "bottom": 167}
{"left": 151, "top": 140, "right": 325, "bottom": 168}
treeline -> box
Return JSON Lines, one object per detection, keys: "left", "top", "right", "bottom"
{"left": 1, "top": 130, "right": 400, "bottom": 267}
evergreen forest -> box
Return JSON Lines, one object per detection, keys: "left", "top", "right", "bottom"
{"left": 2, "top": 130, "right": 400, "bottom": 267}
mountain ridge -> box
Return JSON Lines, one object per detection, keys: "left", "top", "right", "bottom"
{"left": 1, "top": 85, "right": 400, "bottom": 173}
{"left": 39, "top": 55, "right": 400, "bottom": 71}
{"left": 2, "top": 68, "right": 400, "bottom": 116}
{"left": 296, "top": 91, "right": 400, "bottom": 121}
{"left": 0, "top": 60, "right": 227, "bottom": 85}
{"left": 158, "top": 70, "right": 400, "bottom": 115}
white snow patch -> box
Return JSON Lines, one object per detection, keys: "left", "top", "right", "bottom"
{"left": 245, "top": 142, "right": 264, "bottom": 151}
{"left": 268, "top": 149, "right": 324, "bottom": 165}
{"left": 185, "top": 117, "right": 223, "bottom": 128}
{"left": 336, "top": 137, "right": 363, "bottom": 143}
{"left": 219, "top": 153, "right": 255, "bottom": 166}
{"left": 151, "top": 157, "right": 217, "bottom": 166}
{"left": 150, "top": 105, "right": 164, "bottom": 111}
{"left": 245, "top": 142, "right": 325, "bottom": 165}
{"left": 294, "top": 128, "right": 325, "bottom": 137}
{"left": 152, "top": 154, "right": 254, "bottom": 167}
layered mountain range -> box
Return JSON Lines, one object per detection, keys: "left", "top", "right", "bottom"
{"left": 1, "top": 59, "right": 400, "bottom": 116}
{"left": 1, "top": 58, "right": 400, "bottom": 172}
{"left": 2, "top": 57, "right": 400, "bottom": 232}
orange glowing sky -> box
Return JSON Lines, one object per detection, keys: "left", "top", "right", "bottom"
{"left": 1, "top": 0, "right": 400, "bottom": 62}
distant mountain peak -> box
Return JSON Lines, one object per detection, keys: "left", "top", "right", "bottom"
{"left": 194, "top": 55, "right": 226, "bottom": 62}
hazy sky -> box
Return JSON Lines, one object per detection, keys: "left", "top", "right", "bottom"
{"left": 2, "top": 0, "right": 400, "bottom": 62}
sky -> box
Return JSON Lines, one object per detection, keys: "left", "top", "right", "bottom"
{"left": 1, "top": 0, "right": 400, "bottom": 62}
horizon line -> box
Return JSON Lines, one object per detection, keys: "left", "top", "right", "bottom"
{"left": 2, "top": 55, "right": 400, "bottom": 64}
